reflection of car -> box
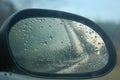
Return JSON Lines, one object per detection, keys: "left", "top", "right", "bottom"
{"left": 0, "top": 9, "right": 117, "bottom": 80}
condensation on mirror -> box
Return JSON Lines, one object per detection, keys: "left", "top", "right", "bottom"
{"left": 9, "top": 18, "right": 109, "bottom": 74}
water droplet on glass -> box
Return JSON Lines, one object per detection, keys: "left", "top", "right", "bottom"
{"left": 98, "top": 42, "right": 101, "bottom": 45}
{"left": 79, "top": 24, "right": 82, "bottom": 26}
{"left": 93, "top": 40, "right": 96, "bottom": 43}
{"left": 80, "top": 36, "right": 83, "bottom": 39}
{"left": 25, "top": 23, "right": 28, "bottom": 26}
{"left": 22, "top": 29, "right": 26, "bottom": 32}
{"left": 34, "top": 19, "right": 38, "bottom": 22}
{"left": 44, "top": 41, "right": 48, "bottom": 45}
{"left": 49, "top": 36, "right": 53, "bottom": 40}
{"left": 24, "top": 48, "right": 27, "bottom": 51}
{"left": 15, "top": 33, "right": 18, "bottom": 36}
{"left": 9, "top": 72, "right": 12, "bottom": 76}
{"left": 23, "top": 42, "right": 27, "bottom": 46}
{"left": 60, "top": 22, "right": 64, "bottom": 25}
{"left": 95, "top": 47, "right": 99, "bottom": 52}
{"left": 31, "top": 20, "right": 35, "bottom": 23}
{"left": 95, "top": 36, "right": 97, "bottom": 38}
{"left": 49, "top": 25, "right": 52, "bottom": 28}
{"left": 91, "top": 37, "right": 93, "bottom": 39}
{"left": 23, "top": 33, "right": 26, "bottom": 37}
{"left": 34, "top": 48, "right": 38, "bottom": 52}
{"left": 18, "top": 30, "right": 21, "bottom": 33}
{"left": 89, "top": 32, "right": 92, "bottom": 34}
{"left": 4, "top": 73, "right": 7, "bottom": 76}
{"left": 104, "top": 54, "right": 107, "bottom": 57}
{"left": 86, "top": 31, "right": 88, "bottom": 33}
{"left": 93, "top": 65, "right": 96, "bottom": 67}
{"left": 88, "top": 63, "right": 91, "bottom": 66}
{"left": 22, "top": 37, "right": 25, "bottom": 40}
{"left": 36, "top": 63, "right": 39, "bottom": 67}
{"left": 61, "top": 41, "right": 64, "bottom": 44}
{"left": 41, "top": 26, "right": 43, "bottom": 28}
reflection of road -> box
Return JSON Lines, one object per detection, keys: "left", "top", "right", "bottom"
{"left": 54, "top": 20, "right": 107, "bottom": 73}
{"left": 57, "top": 53, "right": 107, "bottom": 73}
{"left": 0, "top": 53, "right": 107, "bottom": 80}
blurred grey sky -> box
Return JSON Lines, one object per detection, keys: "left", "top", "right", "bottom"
{"left": 9, "top": 0, "right": 120, "bottom": 23}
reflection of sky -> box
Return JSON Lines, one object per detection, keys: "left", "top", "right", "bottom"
{"left": 10, "top": 0, "right": 120, "bottom": 23}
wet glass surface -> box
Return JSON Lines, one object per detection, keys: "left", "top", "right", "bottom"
{"left": 9, "top": 18, "right": 108, "bottom": 73}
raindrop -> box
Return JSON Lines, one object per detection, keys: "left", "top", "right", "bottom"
{"left": 4, "top": 73, "right": 7, "bottom": 76}
{"left": 104, "top": 54, "right": 107, "bottom": 57}
{"left": 93, "top": 65, "right": 96, "bottom": 67}
{"left": 89, "top": 32, "right": 92, "bottom": 34}
{"left": 15, "top": 33, "right": 18, "bottom": 36}
{"left": 34, "top": 48, "right": 38, "bottom": 52}
{"left": 102, "top": 43, "right": 104, "bottom": 45}
{"left": 34, "top": 19, "right": 38, "bottom": 22}
{"left": 41, "top": 26, "right": 43, "bottom": 28}
{"left": 44, "top": 41, "right": 48, "bottom": 45}
{"left": 91, "top": 37, "right": 93, "bottom": 39}
{"left": 87, "top": 37, "right": 89, "bottom": 39}
{"left": 41, "top": 18, "right": 46, "bottom": 21}
{"left": 80, "top": 36, "right": 83, "bottom": 39}
{"left": 49, "top": 36, "right": 53, "bottom": 40}
{"left": 98, "top": 42, "right": 101, "bottom": 45}
{"left": 28, "top": 25, "right": 32, "bottom": 29}
{"left": 49, "top": 25, "right": 52, "bottom": 28}
{"left": 23, "top": 42, "right": 27, "bottom": 46}
{"left": 86, "top": 31, "right": 88, "bottom": 33}
{"left": 37, "top": 63, "right": 41, "bottom": 67}
{"left": 79, "top": 24, "right": 82, "bottom": 26}
{"left": 88, "top": 63, "right": 91, "bottom": 66}
{"left": 22, "top": 37, "right": 25, "bottom": 40}
{"left": 95, "top": 36, "right": 97, "bottom": 38}
{"left": 22, "top": 29, "right": 26, "bottom": 32}
{"left": 92, "top": 31, "right": 94, "bottom": 33}
{"left": 18, "top": 30, "right": 21, "bottom": 33}
{"left": 25, "top": 23, "right": 28, "bottom": 26}
{"left": 23, "top": 33, "right": 27, "bottom": 37}
{"left": 61, "top": 41, "right": 64, "bottom": 44}
{"left": 31, "top": 20, "right": 35, "bottom": 23}
{"left": 24, "top": 48, "right": 27, "bottom": 51}
{"left": 60, "top": 22, "right": 64, "bottom": 25}
{"left": 26, "top": 33, "right": 30, "bottom": 37}
{"left": 26, "top": 39, "right": 29, "bottom": 42}
{"left": 93, "top": 40, "right": 96, "bottom": 43}
{"left": 9, "top": 72, "right": 12, "bottom": 76}
{"left": 95, "top": 47, "right": 99, "bottom": 51}
{"left": 27, "top": 29, "right": 31, "bottom": 33}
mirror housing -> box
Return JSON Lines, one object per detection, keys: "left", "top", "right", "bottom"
{"left": 0, "top": 9, "right": 116, "bottom": 79}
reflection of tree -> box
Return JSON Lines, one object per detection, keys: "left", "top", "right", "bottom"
{"left": 0, "top": 0, "right": 16, "bottom": 27}
{"left": 17, "top": 44, "right": 83, "bottom": 72}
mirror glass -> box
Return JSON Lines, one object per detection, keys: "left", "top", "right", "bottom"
{"left": 9, "top": 18, "right": 109, "bottom": 73}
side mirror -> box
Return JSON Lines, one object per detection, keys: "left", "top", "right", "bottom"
{"left": 0, "top": 9, "right": 116, "bottom": 79}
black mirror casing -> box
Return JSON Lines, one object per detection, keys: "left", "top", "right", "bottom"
{"left": 0, "top": 9, "right": 117, "bottom": 79}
